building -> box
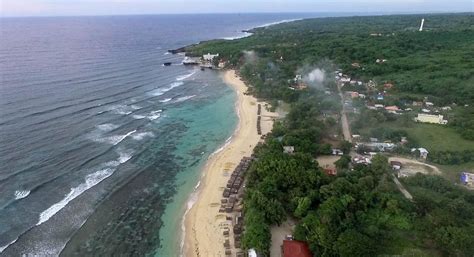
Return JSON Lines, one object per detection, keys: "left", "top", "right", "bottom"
{"left": 460, "top": 172, "right": 474, "bottom": 187}
{"left": 324, "top": 167, "right": 337, "bottom": 176}
{"left": 390, "top": 161, "right": 402, "bottom": 170}
{"left": 283, "top": 146, "right": 295, "bottom": 154}
{"left": 332, "top": 148, "right": 344, "bottom": 156}
{"left": 385, "top": 105, "right": 400, "bottom": 112}
{"left": 282, "top": 240, "right": 312, "bottom": 257}
{"left": 412, "top": 147, "right": 429, "bottom": 159}
{"left": 414, "top": 113, "right": 448, "bottom": 125}
{"left": 202, "top": 53, "right": 219, "bottom": 62}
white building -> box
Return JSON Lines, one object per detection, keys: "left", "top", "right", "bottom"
{"left": 414, "top": 113, "right": 448, "bottom": 125}
{"left": 202, "top": 53, "right": 219, "bottom": 62}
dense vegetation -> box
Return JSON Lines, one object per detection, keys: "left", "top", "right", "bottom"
{"left": 187, "top": 13, "right": 474, "bottom": 139}
{"left": 186, "top": 13, "right": 474, "bottom": 256}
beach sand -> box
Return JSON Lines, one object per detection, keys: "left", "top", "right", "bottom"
{"left": 183, "top": 70, "right": 277, "bottom": 257}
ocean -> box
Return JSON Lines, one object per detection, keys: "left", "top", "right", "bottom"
{"left": 0, "top": 13, "right": 321, "bottom": 256}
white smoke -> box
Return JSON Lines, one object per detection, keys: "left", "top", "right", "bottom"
{"left": 242, "top": 50, "right": 258, "bottom": 64}
{"left": 305, "top": 69, "right": 326, "bottom": 84}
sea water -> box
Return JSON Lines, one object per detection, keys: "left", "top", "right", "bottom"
{"left": 0, "top": 13, "right": 326, "bottom": 256}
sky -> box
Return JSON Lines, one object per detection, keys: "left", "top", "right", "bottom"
{"left": 1, "top": 0, "right": 472, "bottom": 17}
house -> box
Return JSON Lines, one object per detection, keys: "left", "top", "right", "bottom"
{"left": 340, "top": 77, "right": 351, "bottom": 83}
{"left": 412, "top": 147, "right": 429, "bottom": 159}
{"left": 202, "top": 53, "right": 219, "bottom": 62}
{"left": 351, "top": 92, "right": 359, "bottom": 98}
{"left": 376, "top": 59, "right": 388, "bottom": 63}
{"left": 460, "top": 172, "right": 474, "bottom": 187}
{"left": 401, "top": 137, "right": 408, "bottom": 144}
{"left": 390, "top": 161, "right": 402, "bottom": 170}
{"left": 324, "top": 167, "right": 337, "bottom": 176}
{"left": 412, "top": 101, "right": 423, "bottom": 106}
{"left": 248, "top": 249, "right": 258, "bottom": 257}
{"left": 374, "top": 104, "right": 385, "bottom": 109}
{"left": 332, "top": 148, "right": 344, "bottom": 156}
{"left": 414, "top": 113, "right": 448, "bottom": 125}
{"left": 369, "top": 137, "right": 379, "bottom": 143}
{"left": 352, "top": 155, "right": 372, "bottom": 165}
{"left": 385, "top": 105, "right": 400, "bottom": 111}
{"left": 421, "top": 108, "right": 431, "bottom": 113}
{"left": 282, "top": 240, "right": 312, "bottom": 257}
{"left": 425, "top": 102, "right": 434, "bottom": 107}
{"left": 359, "top": 94, "right": 366, "bottom": 99}
{"left": 441, "top": 106, "right": 452, "bottom": 111}
{"left": 361, "top": 142, "right": 395, "bottom": 152}
{"left": 218, "top": 60, "right": 227, "bottom": 68}
{"left": 283, "top": 146, "right": 295, "bottom": 154}
{"left": 351, "top": 62, "right": 361, "bottom": 68}
{"left": 377, "top": 93, "right": 384, "bottom": 100}
{"left": 384, "top": 83, "right": 394, "bottom": 90}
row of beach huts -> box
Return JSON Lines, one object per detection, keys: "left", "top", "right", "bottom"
{"left": 220, "top": 156, "right": 253, "bottom": 256}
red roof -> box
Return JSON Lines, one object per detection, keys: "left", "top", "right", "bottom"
{"left": 323, "top": 168, "right": 337, "bottom": 176}
{"left": 283, "top": 240, "right": 312, "bottom": 257}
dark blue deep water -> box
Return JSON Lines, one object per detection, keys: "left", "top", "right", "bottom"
{"left": 0, "top": 13, "right": 326, "bottom": 256}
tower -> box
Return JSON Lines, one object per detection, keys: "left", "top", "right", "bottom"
{"left": 419, "top": 18, "right": 425, "bottom": 32}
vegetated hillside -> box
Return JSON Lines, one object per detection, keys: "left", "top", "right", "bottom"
{"left": 189, "top": 13, "right": 473, "bottom": 104}
{"left": 187, "top": 13, "right": 474, "bottom": 256}
{"left": 188, "top": 13, "right": 474, "bottom": 140}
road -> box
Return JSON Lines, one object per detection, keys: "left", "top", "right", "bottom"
{"left": 392, "top": 175, "right": 413, "bottom": 201}
{"left": 337, "top": 83, "right": 352, "bottom": 143}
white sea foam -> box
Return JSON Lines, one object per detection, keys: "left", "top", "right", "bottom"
{"left": 0, "top": 238, "right": 18, "bottom": 253}
{"left": 92, "top": 130, "right": 136, "bottom": 145}
{"left": 37, "top": 168, "right": 114, "bottom": 226}
{"left": 159, "top": 98, "right": 173, "bottom": 103}
{"left": 118, "top": 150, "right": 133, "bottom": 163}
{"left": 147, "top": 110, "right": 162, "bottom": 121}
{"left": 110, "top": 130, "right": 137, "bottom": 145}
{"left": 174, "top": 95, "right": 195, "bottom": 103}
{"left": 108, "top": 105, "right": 133, "bottom": 115}
{"left": 131, "top": 132, "right": 154, "bottom": 140}
{"left": 223, "top": 32, "right": 252, "bottom": 40}
{"left": 14, "top": 190, "right": 30, "bottom": 200}
{"left": 97, "top": 123, "right": 119, "bottom": 132}
{"left": 132, "top": 114, "right": 147, "bottom": 119}
{"left": 176, "top": 70, "right": 196, "bottom": 81}
{"left": 255, "top": 18, "right": 302, "bottom": 29}
{"left": 149, "top": 81, "right": 184, "bottom": 96}
{"left": 130, "top": 105, "right": 142, "bottom": 110}
{"left": 180, "top": 182, "right": 201, "bottom": 257}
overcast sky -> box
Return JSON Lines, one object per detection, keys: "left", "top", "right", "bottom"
{"left": 1, "top": 0, "right": 472, "bottom": 17}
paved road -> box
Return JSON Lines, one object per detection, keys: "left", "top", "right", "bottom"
{"left": 337, "top": 83, "right": 352, "bottom": 143}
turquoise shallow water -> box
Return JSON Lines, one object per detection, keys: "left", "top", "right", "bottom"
{"left": 155, "top": 72, "right": 237, "bottom": 256}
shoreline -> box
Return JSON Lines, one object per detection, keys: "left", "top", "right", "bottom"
{"left": 182, "top": 70, "right": 277, "bottom": 257}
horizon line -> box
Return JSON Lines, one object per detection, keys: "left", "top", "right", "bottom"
{"left": 1, "top": 10, "right": 471, "bottom": 19}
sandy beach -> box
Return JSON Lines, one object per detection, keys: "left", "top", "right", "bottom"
{"left": 183, "top": 70, "right": 277, "bottom": 257}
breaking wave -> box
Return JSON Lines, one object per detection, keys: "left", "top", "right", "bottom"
{"left": 14, "top": 190, "right": 30, "bottom": 200}
{"left": 174, "top": 95, "right": 195, "bottom": 103}
{"left": 159, "top": 98, "right": 172, "bottom": 103}
{"left": 176, "top": 70, "right": 196, "bottom": 81}
{"left": 37, "top": 168, "right": 114, "bottom": 226}
{"left": 149, "top": 82, "right": 184, "bottom": 96}
{"left": 131, "top": 132, "right": 154, "bottom": 140}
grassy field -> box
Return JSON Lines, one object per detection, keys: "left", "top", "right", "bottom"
{"left": 356, "top": 121, "right": 474, "bottom": 152}
{"left": 355, "top": 120, "right": 474, "bottom": 181}
{"left": 438, "top": 161, "right": 474, "bottom": 182}
{"left": 402, "top": 123, "right": 474, "bottom": 152}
